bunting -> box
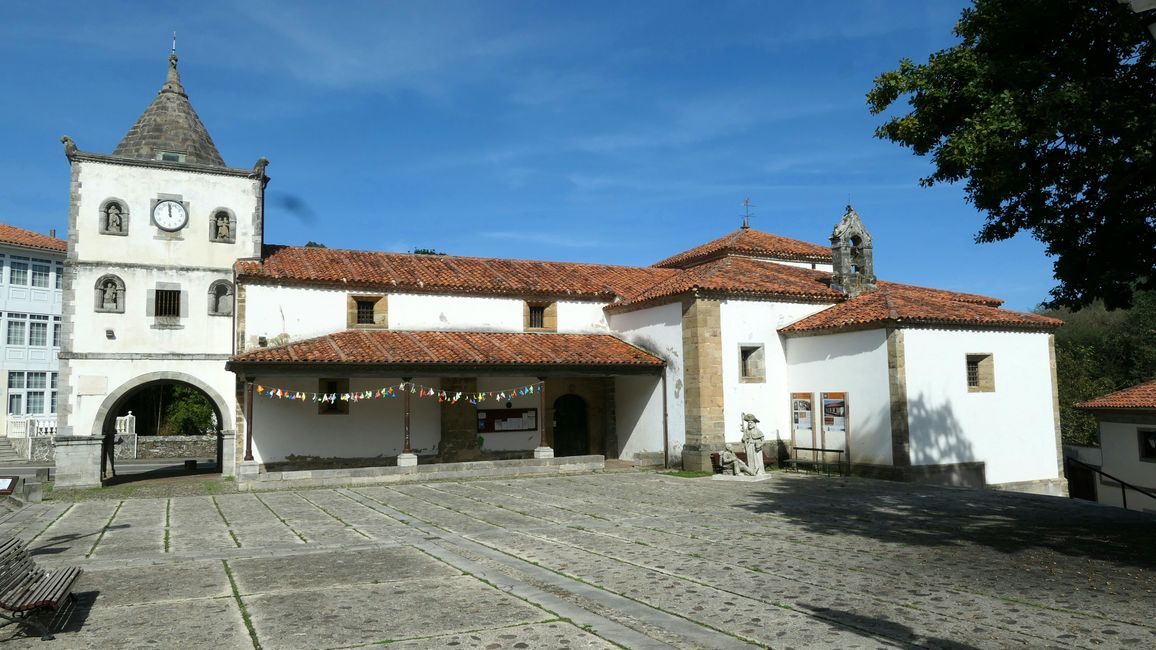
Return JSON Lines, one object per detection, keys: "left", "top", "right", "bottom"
{"left": 254, "top": 380, "right": 542, "bottom": 406}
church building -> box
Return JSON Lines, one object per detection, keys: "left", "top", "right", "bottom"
{"left": 54, "top": 54, "right": 1067, "bottom": 495}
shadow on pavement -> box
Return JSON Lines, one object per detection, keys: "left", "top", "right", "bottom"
{"left": 796, "top": 603, "right": 981, "bottom": 650}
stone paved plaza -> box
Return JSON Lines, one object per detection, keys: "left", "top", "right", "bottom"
{"left": 0, "top": 472, "right": 1153, "bottom": 649}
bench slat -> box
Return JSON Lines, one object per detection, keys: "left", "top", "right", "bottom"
{"left": 6, "top": 567, "right": 81, "bottom": 612}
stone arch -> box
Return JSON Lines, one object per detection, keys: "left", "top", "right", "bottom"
{"left": 94, "top": 274, "right": 126, "bottom": 313}
{"left": 99, "top": 197, "right": 130, "bottom": 236}
{"left": 208, "top": 279, "right": 234, "bottom": 316}
{"left": 91, "top": 371, "right": 231, "bottom": 438}
{"left": 209, "top": 207, "right": 236, "bottom": 243}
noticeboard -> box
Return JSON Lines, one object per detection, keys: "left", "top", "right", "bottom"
{"left": 790, "top": 392, "right": 815, "bottom": 447}
{"left": 477, "top": 408, "right": 538, "bottom": 433}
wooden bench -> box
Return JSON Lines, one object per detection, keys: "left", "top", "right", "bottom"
{"left": 0, "top": 537, "right": 82, "bottom": 640}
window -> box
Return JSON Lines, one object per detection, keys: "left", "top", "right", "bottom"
{"left": 54, "top": 263, "right": 63, "bottom": 289}
{"left": 966, "top": 353, "right": 995, "bottom": 392}
{"left": 155, "top": 289, "right": 181, "bottom": 318}
{"left": 158, "top": 151, "right": 185, "bottom": 163}
{"left": 318, "top": 378, "right": 350, "bottom": 415}
{"left": 95, "top": 275, "right": 126, "bottom": 313}
{"left": 6, "top": 315, "right": 25, "bottom": 345}
{"left": 30, "top": 262, "right": 50, "bottom": 288}
{"left": 1140, "top": 430, "right": 1156, "bottom": 463}
{"left": 7, "top": 371, "right": 57, "bottom": 415}
{"left": 28, "top": 315, "right": 48, "bottom": 346}
{"left": 208, "top": 281, "right": 234, "bottom": 316}
{"left": 52, "top": 317, "right": 61, "bottom": 347}
{"left": 739, "top": 345, "right": 765, "bottom": 382}
{"left": 523, "top": 301, "right": 556, "bottom": 331}
{"left": 9, "top": 258, "right": 27, "bottom": 285}
{"left": 347, "top": 295, "right": 385, "bottom": 328}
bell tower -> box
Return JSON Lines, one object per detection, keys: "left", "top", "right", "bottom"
{"left": 830, "top": 205, "right": 876, "bottom": 297}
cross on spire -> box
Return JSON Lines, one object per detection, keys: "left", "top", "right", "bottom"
{"left": 741, "top": 197, "right": 755, "bottom": 229}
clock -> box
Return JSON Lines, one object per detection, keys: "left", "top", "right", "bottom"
{"left": 153, "top": 200, "right": 188, "bottom": 232}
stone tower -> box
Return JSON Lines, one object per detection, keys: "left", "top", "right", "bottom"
{"left": 829, "top": 205, "right": 876, "bottom": 297}
{"left": 55, "top": 51, "right": 267, "bottom": 487}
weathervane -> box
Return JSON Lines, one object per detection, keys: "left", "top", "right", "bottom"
{"left": 741, "top": 197, "right": 755, "bottom": 229}
{"left": 171, "top": 31, "right": 177, "bottom": 56}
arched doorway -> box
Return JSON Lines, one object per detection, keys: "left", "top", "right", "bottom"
{"left": 94, "top": 372, "right": 229, "bottom": 476}
{"left": 553, "top": 394, "right": 589, "bottom": 457}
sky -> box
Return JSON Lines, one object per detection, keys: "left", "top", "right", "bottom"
{"left": 0, "top": 1, "right": 1057, "bottom": 310}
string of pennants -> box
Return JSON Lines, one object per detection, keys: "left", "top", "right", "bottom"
{"left": 255, "top": 380, "right": 543, "bottom": 406}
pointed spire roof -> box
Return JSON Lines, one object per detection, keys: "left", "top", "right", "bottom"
{"left": 112, "top": 51, "right": 226, "bottom": 167}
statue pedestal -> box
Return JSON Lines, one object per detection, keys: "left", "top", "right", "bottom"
{"left": 533, "top": 447, "right": 554, "bottom": 459}
{"left": 710, "top": 474, "right": 773, "bottom": 482}
{"left": 53, "top": 436, "right": 103, "bottom": 488}
{"left": 397, "top": 453, "right": 418, "bottom": 467}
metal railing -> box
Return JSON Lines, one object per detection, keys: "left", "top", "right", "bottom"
{"left": 1065, "top": 456, "right": 1156, "bottom": 510}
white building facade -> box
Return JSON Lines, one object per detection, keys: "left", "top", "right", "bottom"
{"left": 56, "top": 54, "right": 1067, "bottom": 496}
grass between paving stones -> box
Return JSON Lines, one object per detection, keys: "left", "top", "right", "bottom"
{"left": 660, "top": 470, "right": 713, "bottom": 478}
{"left": 164, "top": 498, "right": 171, "bottom": 552}
{"left": 252, "top": 493, "right": 308, "bottom": 543}
{"left": 210, "top": 495, "right": 242, "bottom": 547}
{"left": 86, "top": 500, "right": 123, "bottom": 558}
{"left": 222, "top": 559, "right": 262, "bottom": 650}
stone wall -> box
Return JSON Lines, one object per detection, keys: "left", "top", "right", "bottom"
{"left": 136, "top": 434, "right": 219, "bottom": 459}
{"left": 681, "top": 297, "right": 724, "bottom": 471}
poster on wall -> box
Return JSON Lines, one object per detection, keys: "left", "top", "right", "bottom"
{"left": 820, "top": 392, "right": 848, "bottom": 455}
{"left": 790, "top": 392, "right": 814, "bottom": 447}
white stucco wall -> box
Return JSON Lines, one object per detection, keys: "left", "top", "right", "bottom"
{"left": 1095, "top": 418, "right": 1156, "bottom": 512}
{"left": 388, "top": 294, "right": 523, "bottom": 331}
{"left": 74, "top": 161, "right": 260, "bottom": 267}
{"left": 767, "top": 259, "right": 834, "bottom": 273}
{"left": 614, "top": 375, "right": 664, "bottom": 461}
{"left": 243, "top": 284, "right": 346, "bottom": 344}
{"left": 785, "top": 329, "right": 893, "bottom": 465}
{"left": 556, "top": 301, "right": 610, "bottom": 333}
{"left": 608, "top": 301, "right": 684, "bottom": 463}
{"left": 721, "top": 299, "right": 829, "bottom": 446}
{"left": 902, "top": 329, "right": 1059, "bottom": 485}
{"left": 250, "top": 376, "right": 442, "bottom": 463}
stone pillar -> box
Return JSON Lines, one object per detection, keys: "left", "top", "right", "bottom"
{"left": 53, "top": 436, "right": 103, "bottom": 488}
{"left": 220, "top": 430, "right": 236, "bottom": 477}
{"left": 886, "top": 329, "right": 911, "bottom": 468}
{"left": 439, "top": 378, "right": 480, "bottom": 462}
{"left": 681, "top": 296, "right": 725, "bottom": 471}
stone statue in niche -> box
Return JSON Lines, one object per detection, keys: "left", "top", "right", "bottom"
{"left": 720, "top": 444, "right": 754, "bottom": 476}
{"left": 213, "top": 213, "right": 232, "bottom": 240}
{"left": 106, "top": 203, "right": 124, "bottom": 233}
{"left": 740, "top": 412, "right": 766, "bottom": 475}
{"left": 101, "top": 280, "right": 119, "bottom": 310}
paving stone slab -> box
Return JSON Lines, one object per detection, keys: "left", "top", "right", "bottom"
{"left": 77, "top": 560, "right": 232, "bottom": 607}
{"left": 385, "top": 621, "right": 619, "bottom": 649}
{"left": 243, "top": 575, "right": 551, "bottom": 650}
{"left": 228, "top": 546, "right": 459, "bottom": 595}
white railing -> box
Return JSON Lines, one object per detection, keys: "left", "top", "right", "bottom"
{"left": 116, "top": 411, "right": 137, "bottom": 435}
{"left": 5, "top": 416, "right": 57, "bottom": 439}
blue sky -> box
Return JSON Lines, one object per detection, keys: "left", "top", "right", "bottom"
{"left": 0, "top": 1, "right": 1056, "bottom": 310}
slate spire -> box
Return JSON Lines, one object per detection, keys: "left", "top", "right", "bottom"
{"left": 112, "top": 49, "right": 226, "bottom": 167}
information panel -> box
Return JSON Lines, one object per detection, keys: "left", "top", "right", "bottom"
{"left": 790, "top": 392, "right": 815, "bottom": 447}
{"left": 477, "top": 408, "right": 538, "bottom": 433}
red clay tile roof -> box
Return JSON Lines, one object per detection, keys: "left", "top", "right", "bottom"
{"left": 229, "top": 329, "right": 665, "bottom": 369}
{"left": 0, "top": 224, "right": 66, "bottom": 254}
{"left": 1076, "top": 379, "right": 1156, "bottom": 410}
{"left": 608, "top": 256, "right": 844, "bottom": 310}
{"left": 779, "top": 284, "right": 1060, "bottom": 335}
{"left": 653, "top": 227, "right": 832, "bottom": 268}
{"left": 237, "top": 245, "right": 678, "bottom": 300}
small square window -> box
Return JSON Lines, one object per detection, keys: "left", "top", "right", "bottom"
{"left": 966, "top": 353, "right": 995, "bottom": 392}
{"left": 524, "top": 301, "right": 555, "bottom": 331}
{"left": 155, "top": 289, "right": 181, "bottom": 318}
{"left": 1140, "top": 430, "right": 1156, "bottom": 463}
{"left": 356, "top": 300, "right": 375, "bottom": 325}
{"left": 529, "top": 305, "right": 545, "bottom": 329}
{"left": 739, "top": 345, "right": 765, "bottom": 383}
{"left": 318, "top": 378, "right": 350, "bottom": 415}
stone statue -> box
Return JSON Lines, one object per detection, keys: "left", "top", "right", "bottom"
{"left": 251, "top": 157, "right": 269, "bottom": 178}
{"left": 101, "top": 280, "right": 119, "bottom": 309}
{"left": 60, "top": 135, "right": 77, "bottom": 159}
{"left": 106, "top": 203, "right": 123, "bottom": 233}
{"left": 214, "top": 213, "right": 231, "bottom": 240}
{"left": 720, "top": 444, "right": 754, "bottom": 476}
{"left": 740, "top": 412, "right": 766, "bottom": 475}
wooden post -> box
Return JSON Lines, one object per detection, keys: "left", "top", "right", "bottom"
{"left": 244, "top": 380, "right": 254, "bottom": 461}
{"left": 538, "top": 376, "right": 547, "bottom": 448}
{"left": 402, "top": 377, "right": 413, "bottom": 454}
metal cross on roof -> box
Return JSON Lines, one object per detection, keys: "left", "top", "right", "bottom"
{"left": 741, "top": 197, "right": 755, "bottom": 229}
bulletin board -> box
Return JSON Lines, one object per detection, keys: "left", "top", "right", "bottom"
{"left": 477, "top": 408, "right": 538, "bottom": 433}
{"left": 790, "top": 392, "right": 815, "bottom": 448}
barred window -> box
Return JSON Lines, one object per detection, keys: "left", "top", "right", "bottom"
{"left": 356, "top": 300, "right": 375, "bottom": 324}
{"left": 966, "top": 354, "right": 995, "bottom": 392}
{"left": 155, "top": 289, "right": 181, "bottom": 318}
{"left": 529, "top": 305, "right": 545, "bottom": 329}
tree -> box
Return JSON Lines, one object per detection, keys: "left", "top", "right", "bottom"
{"left": 160, "top": 385, "right": 216, "bottom": 436}
{"left": 410, "top": 248, "right": 446, "bottom": 255}
{"left": 304, "top": 241, "right": 326, "bottom": 248}
{"left": 868, "top": 0, "right": 1156, "bottom": 310}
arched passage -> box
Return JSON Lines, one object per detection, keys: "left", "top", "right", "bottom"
{"left": 93, "top": 372, "right": 231, "bottom": 473}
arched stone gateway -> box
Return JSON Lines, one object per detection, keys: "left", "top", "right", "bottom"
{"left": 92, "top": 372, "right": 235, "bottom": 475}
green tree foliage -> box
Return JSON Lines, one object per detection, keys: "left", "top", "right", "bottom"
{"left": 159, "top": 385, "right": 216, "bottom": 436}
{"left": 868, "top": 0, "right": 1156, "bottom": 310}
{"left": 304, "top": 241, "right": 327, "bottom": 248}
{"left": 1044, "top": 290, "right": 1156, "bottom": 445}
{"left": 410, "top": 248, "right": 446, "bottom": 255}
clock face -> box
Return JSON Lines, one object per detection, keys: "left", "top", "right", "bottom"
{"left": 153, "top": 200, "right": 188, "bottom": 232}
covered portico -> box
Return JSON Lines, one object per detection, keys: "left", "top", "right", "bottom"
{"left": 226, "top": 329, "right": 666, "bottom": 480}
